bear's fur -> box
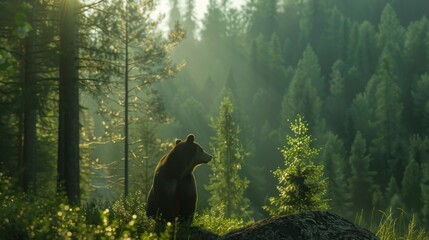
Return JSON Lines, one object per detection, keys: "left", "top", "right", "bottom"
{"left": 146, "top": 134, "right": 212, "bottom": 226}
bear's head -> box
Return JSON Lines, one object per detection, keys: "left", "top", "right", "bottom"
{"left": 174, "top": 134, "right": 212, "bottom": 170}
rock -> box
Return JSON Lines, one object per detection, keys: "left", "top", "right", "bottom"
{"left": 219, "top": 211, "right": 378, "bottom": 240}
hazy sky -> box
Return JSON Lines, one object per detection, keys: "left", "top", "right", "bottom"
{"left": 155, "top": 0, "right": 248, "bottom": 32}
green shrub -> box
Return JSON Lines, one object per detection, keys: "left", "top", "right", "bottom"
{"left": 194, "top": 211, "right": 251, "bottom": 235}
{"left": 0, "top": 172, "right": 162, "bottom": 239}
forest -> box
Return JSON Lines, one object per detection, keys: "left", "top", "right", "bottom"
{"left": 1, "top": 0, "right": 429, "bottom": 239}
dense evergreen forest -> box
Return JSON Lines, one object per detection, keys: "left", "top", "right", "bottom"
{"left": 1, "top": 0, "right": 429, "bottom": 238}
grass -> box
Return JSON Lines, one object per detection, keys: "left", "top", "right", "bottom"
{"left": 355, "top": 209, "right": 429, "bottom": 240}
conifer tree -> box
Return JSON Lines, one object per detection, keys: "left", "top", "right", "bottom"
{"left": 402, "top": 158, "right": 422, "bottom": 212}
{"left": 264, "top": 115, "right": 329, "bottom": 216}
{"left": 412, "top": 74, "right": 429, "bottom": 135}
{"left": 349, "top": 93, "right": 374, "bottom": 143}
{"left": 421, "top": 163, "right": 429, "bottom": 226}
{"left": 377, "top": 4, "right": 405, "bottom": 54}
{"left": 365, "top": 49, "right": 404, "bottom": 187}
{"left": 348, "top": 131, "right": 374, "bottom": 212}
{"left": 385, "top": 176, "right": 404, "bottom": 215}
{"left": 184, "top": 0, "right": 196, "bottom": 38}
{"left": 202, "top": 0, "right": 227, "bottom": 44}
{"left": 385, "top": 176, "right": 400, "bottom": 208}
{"left": 57, "top": 0, "right": 80, "bottom": 205}
{"left": 169, "top": 0, "right": 181, "bottom": 30}
{"left": 248, "top": 0, "right": 278, "bottom": 39}
{"left": 205, "top": 96, "right": 251, "bottom": 219}
{"left": 320, "top": 132, "right": 350, "bottom": 215}
{"left": 319, "top": 7, "right": 348, "bottom": 74}
{"left": 281, "top": 46, "right": 323, "bottom": 133}
{"left": 267, "top": 33, "right": 286, "bottom": 91}
{"left": 402, "top": 18, "right": 429, "bottom": 132}
{"left": 326, "top": 60, "right": 346, "bottom": 136}
{"left": 347, "top": 21, "right": 378, "bottom": 93}
{"left": 404, "top": 17, "right": 429, "bottom": 79}
{"left": 94, "top": 0, "right": 184, "bottom": 197}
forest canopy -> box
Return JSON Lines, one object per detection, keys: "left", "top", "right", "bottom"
{"left": 1, "top": 0, "right": 429, "bottom": 238}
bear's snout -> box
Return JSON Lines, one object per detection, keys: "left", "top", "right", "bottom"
{"left": 206, "top": 153, "right": 213, "bottom": 162}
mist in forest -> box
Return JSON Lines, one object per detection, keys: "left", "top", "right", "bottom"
{"left": 1, "top": 0, "right": 429, "bottom": 237}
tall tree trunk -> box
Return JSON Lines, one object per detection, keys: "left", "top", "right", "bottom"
{"left": 21, "top": 0, "right": 37, "bottom": 194}
{"left": 124, "top": 1, "right": 129, "bottom": 198}
{"left": 58, "top": 0, "right": 80, "bottom": 205}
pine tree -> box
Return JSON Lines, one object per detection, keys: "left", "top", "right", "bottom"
{"left": 403, "top": 17, "right": 429, "bottom": 133}
{"left": 348, "top": 131, "right": 374, "bottom": 213}
{"left": 184, "top": 0, "right": 196, "bottom": 38}
{"left": 202, "top": 0, "right": 227, "bottom": 44}
{"left": 349, "top": 93, "right": 374, "bottom": 144}
{"left": 94, "top": 0, "right": 184, "bottom": 197}
{"left": 21, "top": 0, "right": 38, "bottom": 194}
{"left": 347, "top": 21, "right": 378, "bottom": 95}
{"left": 389, "top": 193, "right": 405, "bottom": 217}
{"left": 264, "top": 115, "right": 329, "bottom": 216}
{"left": 205, "top": 96, "right": 251, "bottom": 219}
{"left": 319, "top": 132, "right": 350, "bottom": 216}
{"left": 370, "top": 51, "right": 404, "bottom": 187}
{"left": 412, "top": 74, "right": 429, "bottom": 135}
{"left": 248, "top": 0, "right": 278, "bottom": 39}
{"left": 404, "top": 17, "right": 429, "bottom": 79}
{"left": 57, "top": 0, "right": 81, "bottom": 205}
{"left": 402, "top": 158, "right": 422, "bottom": 212}
{"left": 319, "top": 7, "right": 348, "bottom": 74}
{"left": 169, "top": 0, "right": 181, "bottom": 30}
{"left": 299, "top": 0, "right": 328, "bottom": 49}
{"left": 385, "top": 176, "right": 404, "bottom": 216}
{"left": 385, "top": 176, "right": 400, "bottom": 208}
{"left": 267, "top": 33, "right": 286, "bottom": 91}
{"left": 421, "top": 163, "right": 429, "bottom": 226}
{"left": 326, "top": 60, "right": 346, "bottom": 136}
{"left": 281, "top": 45, "right": 323, "bottom": 133}
{"left": 377, "top": 4, "right": 405, "bottom": 54}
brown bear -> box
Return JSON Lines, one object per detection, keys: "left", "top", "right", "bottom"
{"left": 146, "top": 134, "right": 212, "bottom": 227}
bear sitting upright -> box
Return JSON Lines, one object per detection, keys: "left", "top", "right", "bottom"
{"left": 146, "top": 134, "right": 212, "bottom": 227}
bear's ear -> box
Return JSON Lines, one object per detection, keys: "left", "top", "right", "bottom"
{"left": 186, "top": 134, "right": 195, "bottom": 143}
{"left": 175, "top": 139, "right": 181, "bottom": 145}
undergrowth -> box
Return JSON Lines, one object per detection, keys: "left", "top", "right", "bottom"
{"left": 355, "top": 209, "right": 429, "bottom": 240}
{"left": 2, "top": 172, "right": 429, "bottom": 239}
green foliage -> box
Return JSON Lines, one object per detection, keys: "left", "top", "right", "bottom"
{"left": 421, "top": 164, "right": 429, "bottom": 226}
{"left": 402, "top": 158, "right": 422, "bottom": 212}
{"left": 326, "top": 60, "right": 347, "bottom": 134}
{"left": 201, "top": 0, "right": 227, "bottom": 43}
{"left": 367, "top": 49, "right": 404, "bottom": 186}
{"left": 319, "top": 132, "right": 350, "bottom": 216}
{"left": 194, "top": 212, "right": 251, "bottom": 235}
{"left": 404, "top": 17, "right": 429, "bottom": 77}
{"left": 12, "top": 2, "right": 33, "bottom": 39}
{"left": 247, "top": 0, "right": 278, "bottom": 38}
{"left": 206, "top": 96, "right": 252, "bottom": 219}
{"left": 377, "top": 4, "right": 405, "bottom": 54}
{"left": 2, "top": 0, "right": 429, "bottom": 235}
{"left": 347, "top": 21, "right": 378, "bottom": 92}
{"left": 0, "top": 173, "right": 162, "bottom": 239}
{"left": 348, "top": 131, "right": 374, "bottom": 212}
{"left": 1, "top": 171, "right": 252, "bottom": 239}
{"left": 264, "top": 115, "right": 329, "bottom": 216}
{"left": 412, "top": 74, "right": 429, "bottom": 134}
{"left": 386, "top": 177, "right": 404, "bottom": 212}
{"left": 281, "top": 46, "right": 323, "bottom": 131}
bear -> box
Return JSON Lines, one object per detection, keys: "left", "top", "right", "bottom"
{"left": 146, "top": 134, "right": 212, "bottom": 228}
